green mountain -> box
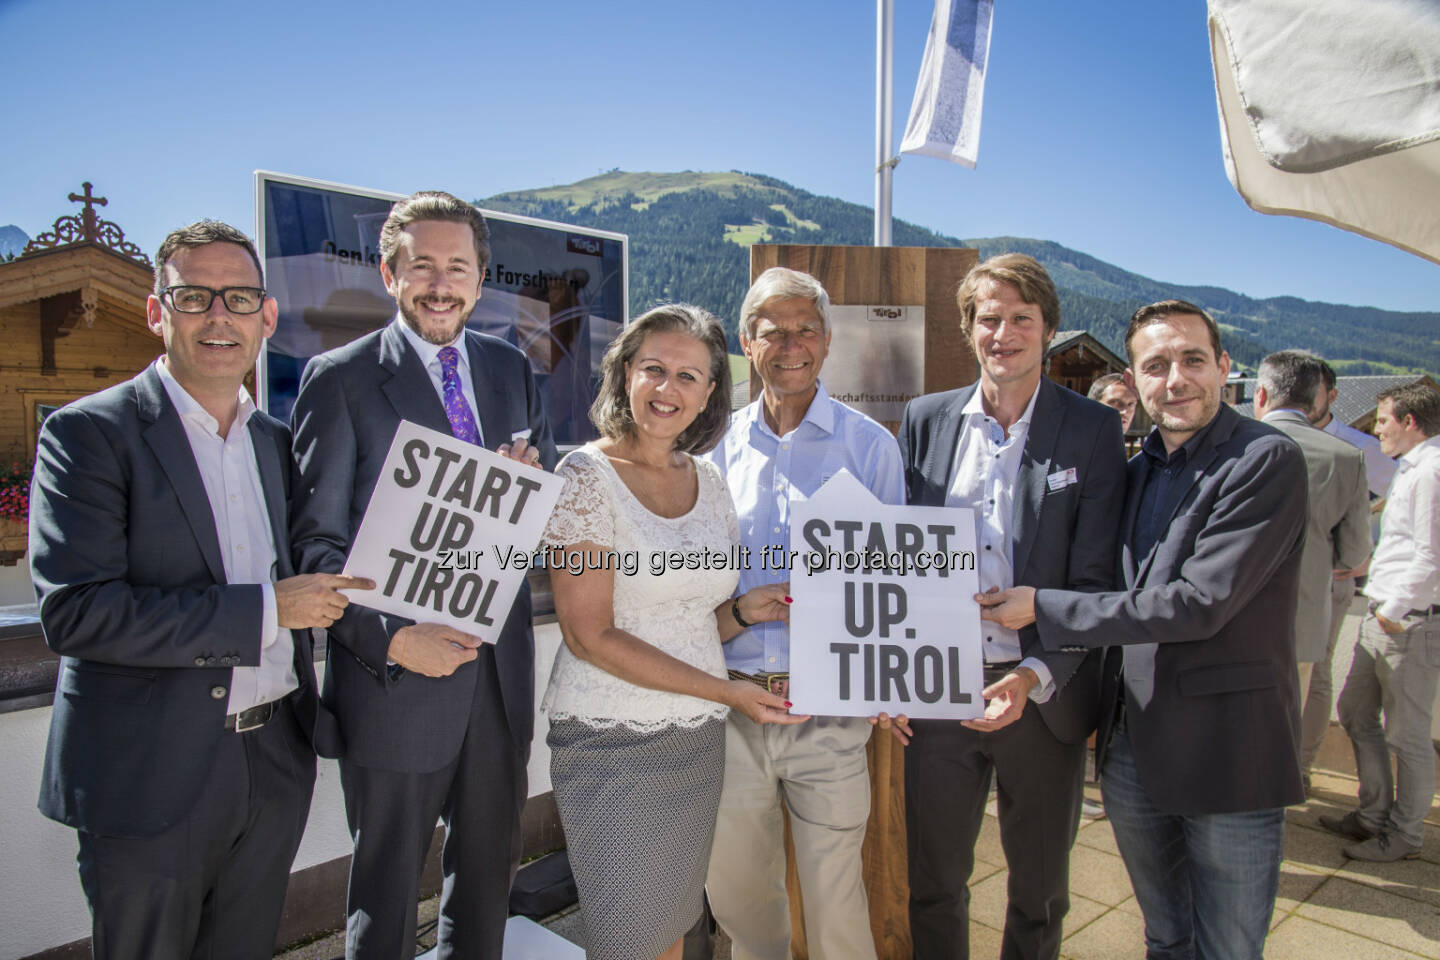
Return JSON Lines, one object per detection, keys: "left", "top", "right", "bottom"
{"left": 482, "top": 171, "right": 1439, "bottom": 376}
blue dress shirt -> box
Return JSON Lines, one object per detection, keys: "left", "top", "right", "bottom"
{"left": 706, "top": 383, "right": 905, "bottom": 674}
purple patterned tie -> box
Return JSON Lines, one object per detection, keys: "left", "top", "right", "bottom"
{"left": 438, "top": 346, "right": 481, "bottom": 446}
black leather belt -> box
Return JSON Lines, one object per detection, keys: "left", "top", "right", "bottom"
{"left": 225, "top": 696, "right": 286, "bottom": 733}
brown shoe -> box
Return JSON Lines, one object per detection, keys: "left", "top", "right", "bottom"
{"left": 1342, "top": 833, "right": 1422, "bottom": 862}
{"left": 1317, "top": 811, "right": 1377, "bottom": 841}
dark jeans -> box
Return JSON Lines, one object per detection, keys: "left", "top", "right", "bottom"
{"left": 1101, "top": 728, "right": 1283, "bottom": 960}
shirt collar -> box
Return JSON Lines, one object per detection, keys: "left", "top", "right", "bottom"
{"left": 747, "top": 381, "right": 836, "bottom": 440}
{"left": 1141, "top": 408, "right": 1220, "bottom": 468}
{"left": 154, "top": 356, "right": 256, "bottom": 436}
{"left": 960, "top": 380, "right": 1040, "bottom": 431}
{"left": 1400, "top": 434, "right": 1440, "bottom": 467}
{"left": 392, "top": 314, "right": 467, "bottom": 372}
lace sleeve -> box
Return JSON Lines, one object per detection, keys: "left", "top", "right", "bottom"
{"left": 696, "top": 456, "right": 740, "bottom": 543}
{"left": 544, "top": 449, "right": 616, "bottom": 548}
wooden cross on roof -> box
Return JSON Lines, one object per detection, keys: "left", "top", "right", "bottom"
{"left": 67, "top": 182, "right": 108, "bottom": 241}
{"left": 19, "top": 181, "right": 152, "bottom": 268}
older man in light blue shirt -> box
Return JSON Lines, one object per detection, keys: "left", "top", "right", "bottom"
{"left": 705, "top": 267, "right": 903, "bottom": 960}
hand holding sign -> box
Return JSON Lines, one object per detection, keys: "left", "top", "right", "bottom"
{"left": 961, "top": 667, "right": 1040, "bottom": 733}
{"left": 497, "top": 435, "right": 544, "bottom": 467}
{"left": 388, "top": 622, "right": 483, "bottom": 677}
{"left": 735, "top": 582, "right": 792, "bottom": 629}
{"left": 723, "top": 680, "right": 810, "bottom": 726}
{"left": 974, "top": 585, "right": 1037, "bottom": 630}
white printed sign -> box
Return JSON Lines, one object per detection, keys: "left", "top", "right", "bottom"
{"left": 341, "top": 420, "right": 564, "bottom": 642}
{"left": 788, "top": 471, "right": 983, "bottom": 719}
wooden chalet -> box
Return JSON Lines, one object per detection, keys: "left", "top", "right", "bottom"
{"left": 0, "top": 183, "right": 160, "bottom": 562}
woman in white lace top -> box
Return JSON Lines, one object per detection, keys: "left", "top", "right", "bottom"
{"left": 543, "top": 304, "right": 806, "bottom": 960}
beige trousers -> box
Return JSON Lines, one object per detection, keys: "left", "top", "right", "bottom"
{"left": 705, "top": 713, "right": 878, "bottom": 960}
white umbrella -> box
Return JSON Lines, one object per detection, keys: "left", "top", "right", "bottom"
{"left": 1209, "top": 0, "right": 1440, "bottom": 265}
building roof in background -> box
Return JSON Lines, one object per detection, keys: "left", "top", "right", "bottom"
{"left": 1232, "top": 374, "right": 1435, "bottom": 423}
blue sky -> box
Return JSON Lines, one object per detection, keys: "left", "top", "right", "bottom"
{"left": 2, "top": 0, "right": 1434, "bottom": 312}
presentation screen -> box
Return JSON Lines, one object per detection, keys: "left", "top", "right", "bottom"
{"left": 255, "top": 171, "right": 627, "bottom": 445}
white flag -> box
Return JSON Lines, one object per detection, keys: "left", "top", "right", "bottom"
{"left": 899, "top": 0, "right": 994, "bottom": 168}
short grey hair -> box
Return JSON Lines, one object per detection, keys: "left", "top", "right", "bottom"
{"left": 1087, "top": 372, "right": 1127, "bottom": 402}
{"left": 739, "top": 267, "right": 831, "bottom": 341}
{"left": 1257, "top": 350, "right": 1324, "bottom": 411}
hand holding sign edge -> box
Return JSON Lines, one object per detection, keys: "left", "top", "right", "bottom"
{"left": 387, "top": 622, "right": 482, "bottom": 678}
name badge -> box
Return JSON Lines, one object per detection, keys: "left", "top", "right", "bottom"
{"left": 1046, "top": 467, "right": 1078, "bottom": 492}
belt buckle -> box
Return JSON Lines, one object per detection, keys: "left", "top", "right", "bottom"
{"left": 233, "top": 700, "right": 274, "bottom": 733}
{"left": 765, "top": 673, "right": 789, "bottom": 700}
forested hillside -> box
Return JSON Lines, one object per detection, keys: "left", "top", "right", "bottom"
{"left": 483, "top": 172, "right": 1438, "bottom": 374}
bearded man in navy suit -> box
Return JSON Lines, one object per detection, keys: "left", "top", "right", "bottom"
{"left": 31, "top": 221, "right": 368, "bottom": 959}
{"left": 289, "top": 191, "right": 556, "bottom": 960}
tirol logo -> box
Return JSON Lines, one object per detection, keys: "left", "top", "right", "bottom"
{"left": 869, "top": 307, "right": 904, "bottom": 321}
{"left": 567, "top": 234, "right": 603, "bottom": 257}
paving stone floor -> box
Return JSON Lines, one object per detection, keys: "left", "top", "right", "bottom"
{"left": 277, "top": 724, "right": 1439, "bottom": 960}
{"left": 278, "top": 598, "right": 1440, "bottom": 959}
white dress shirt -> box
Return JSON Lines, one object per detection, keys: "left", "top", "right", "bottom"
{"left": 155, "top": 359, "right": 293, "bottom": 714}
{"left": 1324, "top": 416, "right": 1396, "bottom": 498}
{"left": 1364, "top": 435, "right": 1440, "bottom": 624}
{"left": 946, "top": 386, "right": 1054, "bottom": 700}
{"left": 394, "top": 315, "right": 485, "bottom": 447}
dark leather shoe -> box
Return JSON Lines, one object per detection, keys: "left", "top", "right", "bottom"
{"left": 1343, "top": 833, "right": 1422, "bottom": 862}
{"left": 1318, "top": 810, "right": 1377, "bottom": 841}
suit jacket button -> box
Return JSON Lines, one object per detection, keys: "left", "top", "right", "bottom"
{"left": 194, "top": 656, "right": 207, "bottom": 666}
{"left": 206, "top": 656, "right": 218, "bottom": 665}
{"left": 210, "top": 686, "right": 227, "bottom": 699}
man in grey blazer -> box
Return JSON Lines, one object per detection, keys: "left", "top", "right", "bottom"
{"left": 290, "top": 191, "right": 556, "bottom": 960}
{"left": 898, "top": 253, "right": 1126, "bottom": 960}
{"left": 979, "top": 301, "right": 1308, "bottom": 960}
{"left": 31, "top": 221, "right": 366, "bottom": 958}
{"left": 1254, "top": 349, "right": 1371, "bottom": 790}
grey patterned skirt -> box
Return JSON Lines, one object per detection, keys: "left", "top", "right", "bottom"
{"left": 548, "top": 717, "right": 726, "bottom": 960}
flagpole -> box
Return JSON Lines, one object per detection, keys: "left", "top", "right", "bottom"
{"left": 875, "top": 0, "right": 895, "bottom": 246}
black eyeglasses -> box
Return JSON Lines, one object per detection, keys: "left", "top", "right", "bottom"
{"left": 162, "top": 285, "right": 267, "bottom": 315}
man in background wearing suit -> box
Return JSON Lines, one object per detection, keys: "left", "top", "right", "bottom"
{"left": 30, "top": 221, "right": 367, "bottom": 958}
{"left": 1254, "top": 349, "right": 1371, "bottom": 795}
{"left": 1299, "top": 359, "right": 1394, "bottom": 787}
{"left": 898, "top": 253, "right": 1126, "bottom": 960}
{"left": 290, "top": 191, "right": 556, "bottom": 960}
{"left": 978, "top": 301, "right": 1308, "bottom": 959}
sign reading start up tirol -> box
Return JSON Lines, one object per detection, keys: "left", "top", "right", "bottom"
{"left": 788, "top": 470, "right": 983, "bottom": 719}
{"left": 341, "top": 420, "right": 565, "bottom": 642}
